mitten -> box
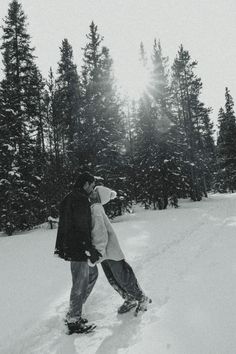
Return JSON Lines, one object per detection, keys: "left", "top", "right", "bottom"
{"left": 85, "top": 248, "right": 102, "bottom": 264}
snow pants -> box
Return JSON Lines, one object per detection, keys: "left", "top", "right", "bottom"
{"left": 68, "top": 261, "right": 98, "bottom": 321}
{"left": 101, "top": 259, "right": 144, "bottom": 301}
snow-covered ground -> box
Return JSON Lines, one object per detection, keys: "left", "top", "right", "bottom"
{"left": 1, "top": 193, "right": 236, "bottom": 354}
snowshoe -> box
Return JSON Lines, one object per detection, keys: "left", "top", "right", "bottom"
{"left": 66, "top": 320, "right": 96, "bottom": 335}
{"left": 117, "top": 299, "right": 137, "bottom": 314}
{"left": 134, "top": 296, "right": 152, "bottom": 316}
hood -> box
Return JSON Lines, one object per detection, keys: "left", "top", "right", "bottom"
{"left": 95, "top": 186, "right": 117, "bottom": 205}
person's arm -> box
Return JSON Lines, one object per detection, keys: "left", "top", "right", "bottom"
{"left": 72, "top": 198, "right": 102, "bottom": 262}
{"left": 70, "top": 196, "right": 91, "bottom": 246}
{"left": 54, "top": 196, "right": 73, "bottom": 258}
{"left": 91, "top": 204, "right": 109, "bottom": 257}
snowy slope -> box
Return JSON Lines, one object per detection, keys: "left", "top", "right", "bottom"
{"left": 1, "top": 193, "right": 236, "bottom": 354}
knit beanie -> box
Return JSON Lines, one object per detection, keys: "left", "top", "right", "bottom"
{"left": 95, "top": 186, "right": 117, "bottom": 205}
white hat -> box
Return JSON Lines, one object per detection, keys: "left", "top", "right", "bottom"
{"left": 95, "top": 186, "right": 117, "bottom": 205}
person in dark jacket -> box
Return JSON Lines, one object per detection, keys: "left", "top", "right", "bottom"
{"left": 54, "top": 172, "right": 101, "bottom": 334}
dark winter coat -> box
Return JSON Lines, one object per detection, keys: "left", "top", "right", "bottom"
{"left": 54, "top": 188, "right": 94, "bottom": 261}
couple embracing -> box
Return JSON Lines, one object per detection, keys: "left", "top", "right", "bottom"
{"left": 54, "top": 172, "right": 151, "bottom": 335}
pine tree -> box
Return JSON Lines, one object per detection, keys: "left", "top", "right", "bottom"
{"left": 135, "top": 40, "right": 179, "bottom": 208}
{"left": 149, "top": 40, "right": 181, "bottom": 208}
{"left": 123, "top": 99, "right": 139, "bottom": 202}
{"left": 135, "top": 92, "right": 159, "bottom": 207}
{"left": 80, "top": 22, "right": 124, "bottom": 182}
{"left": 55, "top": 39, "right": 81, "bottom": 166}
{"left": 0, "top": 0, "right": 44, "bottom": 234}
{"left": 216, "top": 88, "right": 236, "bottom": 192}
{"left": 41, "top": 66, "right": 74, "bottom": 218}
{"left": 193, "top": 103, "right": 216, "bottom": 195}
{"left": 0, "top": 94, "right": 12, "bottom": 232}
{"left": 171, "top": 45, "right": 215, "bottom": 200}
{"left": 139, "top": 42, "right": 148, "bottom": 67}
{"left": 44, "top": 68, "right": 61, "bottom": 164}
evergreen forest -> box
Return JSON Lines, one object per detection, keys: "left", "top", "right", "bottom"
{"left": 1, "top": 0, "right": 236, "bottom": 235}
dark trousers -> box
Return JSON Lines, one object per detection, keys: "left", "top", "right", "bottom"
{"left": 101, "top": 259, "right": 144, "bottom": 301}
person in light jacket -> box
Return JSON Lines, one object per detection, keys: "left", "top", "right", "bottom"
{"left": 90, "top": 186, "right": 151, "bottom": 315}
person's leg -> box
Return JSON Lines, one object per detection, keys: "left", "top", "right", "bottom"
{"left": 101, "top": 260, "right": 128, "bottom": 299}
{"left": 104, "top": 259, "right": 144, "bottom": 301}
{"left": 83, "top": 265, "right": 98, "bottom": 303}
{"left": 68, "top": 261, "right": 90, "bottom": 322}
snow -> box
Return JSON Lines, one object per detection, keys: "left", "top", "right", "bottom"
{"left": 0, "top": 179, "right": 10, "bottom": 185}
{"left": 47, "top": 216, "right": 58, "bottom": 222}
{"left": 3, "top": 144, "right": 14, "bottom": 151}
{"left": 1, "top": 193, "right": 236, "bottom": 354}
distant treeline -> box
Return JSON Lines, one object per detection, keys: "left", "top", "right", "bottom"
{"left": 1, "top": 0, "right": 236, "bottom": 235}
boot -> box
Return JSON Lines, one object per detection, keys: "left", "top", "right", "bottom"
{"left": 135, "top": 296, "right": 152, "bottom": 316}
{"left": 117, "top": 299, "right": 137, "bottom": 314}
{"left": 66, "top": 319, "right": 96, "bottom": 335}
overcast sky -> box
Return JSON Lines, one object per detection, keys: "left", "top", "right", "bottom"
{"left": 1, "top": 0, "right": 236, "bottom": 126}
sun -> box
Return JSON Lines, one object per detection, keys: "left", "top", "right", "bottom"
{"left": 115, "top": 59, "right": 150, "bottom": 100}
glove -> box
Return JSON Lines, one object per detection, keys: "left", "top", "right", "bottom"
{"left": 85, "top": 248, "right": 102, "bottom": 264}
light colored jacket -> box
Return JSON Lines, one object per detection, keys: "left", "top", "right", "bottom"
{"left": 91, "top": 203, "right": 125, "bottom": 262}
